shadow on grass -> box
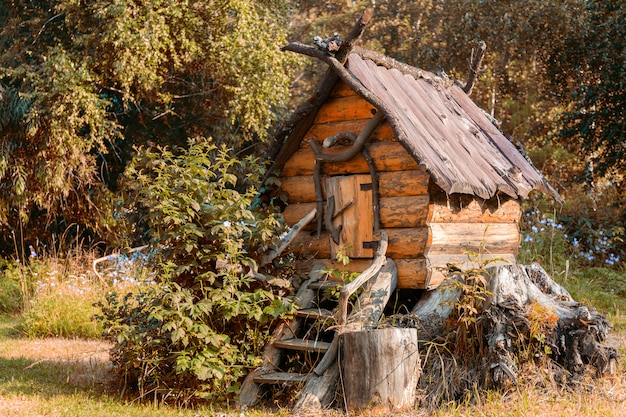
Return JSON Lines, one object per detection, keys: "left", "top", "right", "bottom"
{"left": 0, "top": 354, "right": 115, "bottom": 398}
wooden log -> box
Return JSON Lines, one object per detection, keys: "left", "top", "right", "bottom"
{"left": 304, "top": 119, "right": 396, "bottom": 146}
{"left": 307, "top": 258, "right": 428, "bottom": 289}
{"left": 386, "top": 228, "right": 429, "bottom": 258}
{"left": 314, "top": 93, "right": 377, "bottom": 124}
{"left": 429, "top": 192, "right": 522, "bottom": 224}
{"left": 291, "top": 362, "right": 340, "bottom": 413}
{"left": 427, "top": 222, "right": 520, "bottom": 255}
{"left": 380, "top": 195, "right": 430, "bottom": 228}
{"left": 425, "top": 253, "right": 515, "bottom": 290}
{"left": 340, "top": 328, "right": 420, "bottom": 411}
{"left": 281, "top": 141, "right": 420, "bottom": 177}
{"left": 279, "top": 169, "right": 429, "bottom": 205}
{"left": 290, "top": 228, "right": 428, "bottom": 259}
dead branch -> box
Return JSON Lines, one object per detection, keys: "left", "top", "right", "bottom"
{"left": 266, "top": 9, "right": 373, "bottom": 176}
{"left": 337, "top": 230, "right": 389, "bottom": 325}
{"left": 463, "top": 41, "right": 487, "bottom": 95}
{"left": 261, "top": 208, "right": 317, "bottom": 266}
{"left": 308, "top": 111, "right": 384, "bottom": 163}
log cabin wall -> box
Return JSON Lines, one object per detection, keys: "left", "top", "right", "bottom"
{"left": 425, "top": 184, "right": 522, "bottom": 289}
{"left": 279, "top": 81, "right": 522, "bottom": 290}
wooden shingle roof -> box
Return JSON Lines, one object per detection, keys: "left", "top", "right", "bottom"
{"left": 268, "top": 46, "right": 562, "bottom": 203}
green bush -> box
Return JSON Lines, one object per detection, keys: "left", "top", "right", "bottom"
{"left": 96, "top": 139, "right": 296, "bottom": 404}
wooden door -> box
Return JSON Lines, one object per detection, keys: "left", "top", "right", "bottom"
{"left": 325, "top": 174, "right": 374, "bottom": 259}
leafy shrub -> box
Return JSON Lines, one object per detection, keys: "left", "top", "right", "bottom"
{"left": 96, "top": 139, "right": 296, "bottom": 404}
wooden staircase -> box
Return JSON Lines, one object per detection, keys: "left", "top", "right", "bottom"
{"left": 237, "top": 249, "right": 398, "bottom": 412}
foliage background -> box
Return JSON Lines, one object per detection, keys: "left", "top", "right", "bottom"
{"left": 0, "top": 0, "right": 296, "bottom": 253}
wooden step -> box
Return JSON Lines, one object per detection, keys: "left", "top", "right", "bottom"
{"left": 253, "top": 371, "right": 308, "bottom": 384}
{"left": 296, "top": 308, "right": 335, "bottom": 320}
{"left": 273, "top": 338, "right": 331, "bottom": 353}
{"left": 309, "top": 280, "right": 343, "bottom": 290}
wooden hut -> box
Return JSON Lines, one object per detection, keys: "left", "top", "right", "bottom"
{"left": 266, "top": 42, "right": 561, "bottom": 292}
{"left": 238, "top": 12, "right": 578, "bottom": 412}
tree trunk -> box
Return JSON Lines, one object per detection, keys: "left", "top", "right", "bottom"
{"left": 411, "top": 263, "right": 618, "bottom": 389}
{"left": 340, "top": 328, "right": 420, "bottom": 411}
{"left": 485, "top": 263, "right": 617, "bottom": 384}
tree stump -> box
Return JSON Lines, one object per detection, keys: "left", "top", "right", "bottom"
{"left": 411, "top": 262, "right": 617, "bottom": 394}
{"left": 340, "top": 328, "right": 420, "bottom": 411}
{"left": 485, "top": 263, "right": 617, "bottom": 384}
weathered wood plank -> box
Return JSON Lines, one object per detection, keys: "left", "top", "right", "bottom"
{"left": 253, "top": 372, "right": 308, "bottom": 384}
{"left": 273, "top": 338, "right": 331, "bottom": 353}
{"left": 314, "top": 94, "right": 377, "bottom": 124}
{"left": 326, "top": 175, "right": 374, "bottom": 258}
{"left": 237, "top": 266, "right": 324, "bottom": 407}
{"left": 279, "top": 169, "right": 428, "bottom": 205}
{"left": 429, "top": 192, "right": 522, "bottom": 224}
{"left": 296, "top": 308, "right": 335, "bottom": 320}
{"left": 290, "top": 232, "right": 330, "bottom": 258}
{"left": 281, "top": 142, "right": 420, "bottom": 177}
{"left": 427, "top": 223, "right": 520, "bottom": 255}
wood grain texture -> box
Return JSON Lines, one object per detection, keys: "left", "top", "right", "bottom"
{"left": 282, "top": 194, "right": 429, "bottom": 229}
{"left": 341, "top": 328, "right": 420, "bottom": 411}
{"left": 429, "top": 191, "right": 522, "bottom": 224}
{"left": 427, "top": 222, "right": 520, "bottom": 255}
{"left": 309, "top": 258, "right": 428, "bottom": 289}
{"left": 290, "top": 228, "right": 428, "bottom": 259}
{"left": 303, "top": 119, "right": 396, "bottom": 146}
{"left": 281, "top": 142, "right": 420, "bottom": 177}
{"left": 279, "top": 169, "right": 429, "bottom": 205}
{"left": 380, "top": 195, "right": 430, "bottom": 228}
{"left": 425, "top": 253, "right": 516, "bottom": 290}
{"left": 326, "top": 175, "right": 374, "bottom": 258}
{"left": 314, "top": 94, "right": 377, "bottom": 124}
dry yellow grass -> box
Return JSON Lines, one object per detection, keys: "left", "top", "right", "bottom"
{"left": 0, "top": 327, "right": 624, "bottom": 416}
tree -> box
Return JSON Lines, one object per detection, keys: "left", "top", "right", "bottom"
{"left": 0, "top": 0, "right": 296, "bottom": 254}
{"left": 548, "top": 0, "right": 625, "bottom": 182}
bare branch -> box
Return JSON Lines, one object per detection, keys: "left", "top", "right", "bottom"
{"left": 463, "top": 41, "right": 487, "bottom": 95}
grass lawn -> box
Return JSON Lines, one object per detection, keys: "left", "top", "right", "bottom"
{"left": 1, "top": 314, "right": 625, "bottom": 417}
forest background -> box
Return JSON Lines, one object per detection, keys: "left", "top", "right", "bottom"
{"left": 1, "top": 0, "right": 624, "bottom": 264}
{"left": 0, "top": 0, "right": 624, "bottom": 410}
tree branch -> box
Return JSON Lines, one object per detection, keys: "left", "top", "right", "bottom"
{"left": 463, "top": 41, "right": 487, "bottom": 95}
